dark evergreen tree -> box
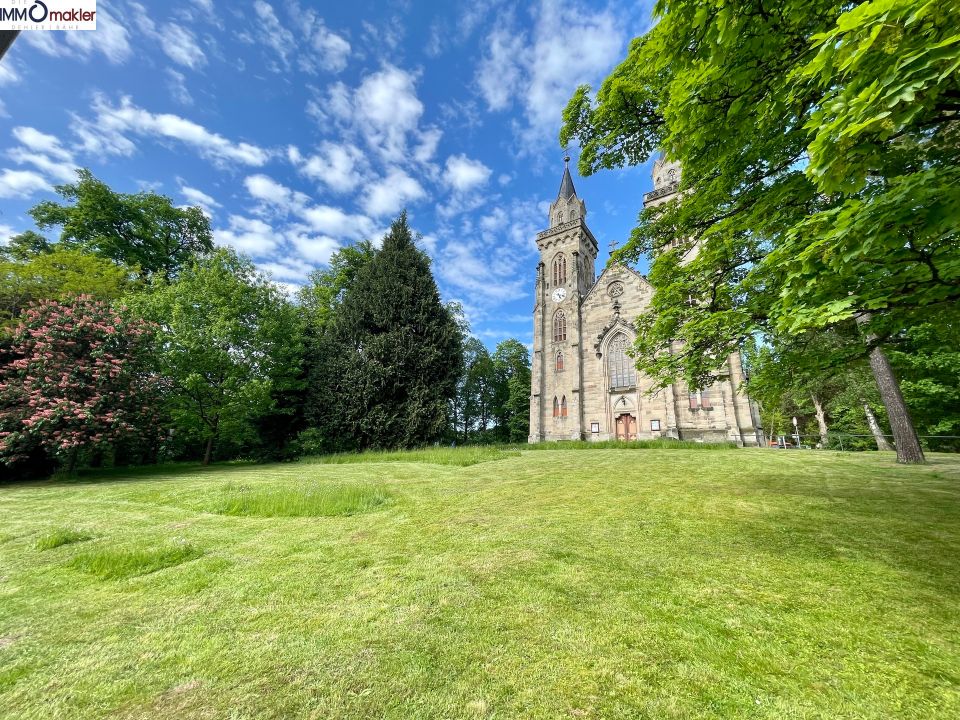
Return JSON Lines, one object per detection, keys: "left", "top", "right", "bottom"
{"left": 308, "top": 212, "right": 462, "bottom": 450}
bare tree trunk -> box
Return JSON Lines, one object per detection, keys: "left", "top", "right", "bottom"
{"left": 866, "top": 345, "right": 924, "bottom": 463}
{"left": 863, "top": 403, "right": 894, "bottom": 452}
{"left": 811, "top": 394, "right": 829, "bottom": 448}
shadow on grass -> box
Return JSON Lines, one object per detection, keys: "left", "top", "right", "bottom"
{"left": 0, "top": 460, "right": 261, "bottom": 489}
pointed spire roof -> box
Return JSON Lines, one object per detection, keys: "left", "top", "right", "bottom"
{"left": 557, "top": 155, "right": 577, "bottom": 200}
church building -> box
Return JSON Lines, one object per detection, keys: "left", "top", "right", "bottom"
{"left": 528, "top": 158, "right": 763, "bottom": 445}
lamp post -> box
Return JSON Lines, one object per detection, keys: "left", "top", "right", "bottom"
{"left": 792, "top": 416, "right": 800, "bottom": 449}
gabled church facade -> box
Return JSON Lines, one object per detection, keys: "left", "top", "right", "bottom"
{"left": 528, "top": 158, "right": 763, "bottom": 445}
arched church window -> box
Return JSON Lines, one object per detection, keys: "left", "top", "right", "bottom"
{"left": 552, "top": 254, "right": 567, "bottom": 286}
{"left": 561, "top": 396, "right": 568, "bottom": 417}
{"left": 556, "top": 213, "right": 562, "bottom": 224}
{"left": 608, "top": 333, "right": 636, "bottom": 388}
{"left": 556, "top": 351, "right": 564, "bottom": 372}
{"left": 553, "top": 396, "right": 560, "bottom": 417}
{"left": 553, "top": 310, "right": 566, "bottom": 342}
{"left": 569, "top": 210, "right": 576, "bottom": 221}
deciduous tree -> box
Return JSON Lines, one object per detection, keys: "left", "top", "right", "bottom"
{"left": 29, "top": 169, "right": 213, "bottom": 282}
{"left": 127, "top": 249, "right": 302, "bottom": 464}
{"left": 561, "top": 0, "right": 959, "bottom": 463}
{"left": 0, "top": 296, "right": 159, "bottom": 476}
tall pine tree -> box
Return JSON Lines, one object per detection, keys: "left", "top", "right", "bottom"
{"left": 308, "top": 213, "right": 462, "bottom": 450}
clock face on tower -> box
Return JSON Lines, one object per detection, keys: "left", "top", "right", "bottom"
{"left": 552, "top": 287, "right": 567, "bottom": 303}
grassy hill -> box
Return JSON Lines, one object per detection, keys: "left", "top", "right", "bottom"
{"left": 1, "top": 448, "right": 959, "bottom": 719}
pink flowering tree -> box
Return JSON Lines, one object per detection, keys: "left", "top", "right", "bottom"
{"left": 0, "top": 295, "right": 161, "bottom": 474}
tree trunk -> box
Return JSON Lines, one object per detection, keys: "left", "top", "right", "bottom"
{"left": 857, "top": 316, "right": 925, "bottom": 464}
{"left": 811, "top": 394, "right": 829, "bottom": 448}
{"left": 866, "top": 346, "right": 924, "bottom": 462}
{"left": 203, "top": 436, "right": 214, "bottom": 466}
{"left": 863, "top": 403, "right": 894, "bottom": 452}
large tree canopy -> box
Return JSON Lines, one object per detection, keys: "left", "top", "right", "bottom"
{"left": 29, "top": 169, "right": 213, "bottom": 282}
{"left": 561, "top": 0, "right": 958, "bottom": 462}
{"left": 127, "top": 249, "right": 303, "bottom": 464}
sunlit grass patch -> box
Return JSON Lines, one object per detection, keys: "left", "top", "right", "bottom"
{"left": 70, "top": 543, "right": 201, "bottom": 580}
{"left": 210, "top": 482, "right": 390, "bottom": 517}
{"left": 303, "top": 446, "right": 520, "bottom": 467}
{"left": 35, "top": 528, "right": 93, "bottom": 551}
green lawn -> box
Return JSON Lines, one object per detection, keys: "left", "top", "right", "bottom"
{"left": 1, "top": 449, "right": 959, "bottom": 719}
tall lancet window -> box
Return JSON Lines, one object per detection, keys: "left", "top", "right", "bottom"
{"left": 552, "top": 254, "right": 567, "bottom": 286}
{"left": 553, "top": 397, "right": 560, "bottom": 417}
{"left": 608, "top": 333, "right": 636, "bottom": 388}
{"left": 556, "top": 350, "right": 564, "bottom": 372}
{"left": 553, "top": 310, "right": 566, "bottom": 342}
{"left": 561, "top": 396, "right": 568, "bottom": 418}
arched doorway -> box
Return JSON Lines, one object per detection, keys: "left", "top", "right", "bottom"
{"left": 615, "top": 413, "right": 637, "bottom": 441}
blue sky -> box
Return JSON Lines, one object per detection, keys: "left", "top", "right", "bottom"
{"left": 0, "top": 0, "right": 657, "bottom": 348}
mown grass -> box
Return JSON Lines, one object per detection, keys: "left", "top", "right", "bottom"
{"left": 210, "top": 481, "right": 389, "bottom": 517}
{"left": 303, "top": 445, "right": 520, "bottom": 466}
{"left": 34, "top": 528, "right": 93, "bottom": 551}
{"left": 69, "top": 542, "right": 202, "bottom": 580}
{"left": 522, "top": 438, "right": 738, "bottom": 450}
{"left": 1, "top": 448, "right": 958, "bottom": 719}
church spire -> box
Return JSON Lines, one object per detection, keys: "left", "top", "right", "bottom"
{"left": 557, "top": 155, "right": 577, "bottom": 200}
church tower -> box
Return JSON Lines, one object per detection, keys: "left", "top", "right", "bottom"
{"left": 529, "top": 158, "right": 599, "bottom": 441}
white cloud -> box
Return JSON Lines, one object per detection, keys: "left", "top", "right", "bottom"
{"left": 11, "top": 127, "right": 72, "bottom": 161}
{"left": 22, "top": 6, "right": 131, "bottom": 64}
{"left": 413, "top": 128, "right": 443, "bottom": 164}
{"left": 298, "top": 204, "right": 375, "bottom": 240}
{"left": 180, "top": 184, "right": 220, "bottom": 216}
{"left": 476, "top": 27, "right": 527, "bottom": 111}
{"left": 307, "top": 65, "right": 436, "bottom": 165}
{"left": 0, "top": 169, "right": 50, "bottom": 199}
{"left": 241, "top": 172, "right": 377, "bottom": 244}
{"left": 162, "top": 25, "right": 207, "bottom": 69}
{"left": 74, "top": 95, "right": 270, "bottom": 166}
{"left": 0, "top": 61, "right": 19, "bottom": 86}
{"left": 296, "top": 141, "right": 368, "bottom": 194}
{"left": 253, "top": 1, "right": 350, "bottom": 75}
{"left": 433, "top": 197, "right": 541, "bottom": 306}
{"left": 260, "top": 260, "right": 312, "bottom": 283}
{"left": 288, "top": 231, "right": 340, "bottom": 264}
{"left": 6, "top": 127, "right": 77, "bottom": 184}
{"left": 166, "top": 69, "right": 193, "bottom": 106}
{"left": 436, "top": 241, "right": 528, "bottom": 302}
{"left": 0, "top": 223, "right": 16, "bottom": 245}
{"left": 476, "top": 0, "right": 627, "bottom": 146}
{"left": 214, "top": 215, "right": 279, "bottom": 255}
{"left": 245, "top": 173, "right": 304, "bottom": 208}
{"left": 355, "top": 65, "right": 424, "bottom": 159}
{"left": 443, "top": 154, "right": 492, "bottom": 192}
{"left": 253, "top": 0, "right": 297, "bottom": 71}
{"left": 362, "top": 168, "right": 426, "bottom": 217}
{"left": 301, "top": 11, "right": 351, "bottom": 73}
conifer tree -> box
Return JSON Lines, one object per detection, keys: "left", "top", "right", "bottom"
{"left": 309, "top": 212, "right": 462, "bottom": 449}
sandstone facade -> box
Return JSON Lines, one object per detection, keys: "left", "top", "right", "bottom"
{"left": 528, "top": 159, "right": 763, "bottom": 445}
